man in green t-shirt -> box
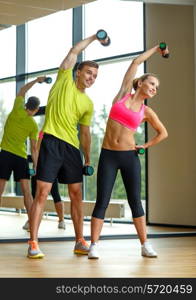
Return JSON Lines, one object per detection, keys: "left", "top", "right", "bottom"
{"left": 28, "top": 32, "right": 109, "bottom": 259}
{"left": 0, "top": 77, "right": 46, "bottom": 228}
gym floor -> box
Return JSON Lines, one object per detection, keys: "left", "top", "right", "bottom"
{"left": 0, "top": 237, "right": 196, "bottom": 278}
{"left": 0, "top": 211, "right": 196, "bottom": 278}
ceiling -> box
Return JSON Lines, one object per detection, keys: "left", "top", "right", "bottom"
{"left": 0, "top": 0, "right": 96, "bottom": 29}
{"left": 0, "top": 0, "right": 196, "bottom": 30}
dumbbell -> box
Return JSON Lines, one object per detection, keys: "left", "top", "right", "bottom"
{"left": 96, "top": 29, "right": 111, "bottom": 46}
{"left": 83, "top": 165, "right": 94, "bottom": 176}
{"left": 136, "top": 148, "right": 145, "bottom": 155}
{"left": 39, "top": 77, "right": 52, "bottom": 84}
{"left": 159, "top": 42, "right": 169, "bottom": 58}
{"left": 28, "top": 168, "right": 36, "bottom": 176}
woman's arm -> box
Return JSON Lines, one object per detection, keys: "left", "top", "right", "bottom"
{"left": 113, "top": 45, "right": 164, "bottom": 104}
{"left": 141, "top": 107, "right": 168, "bottom": 149}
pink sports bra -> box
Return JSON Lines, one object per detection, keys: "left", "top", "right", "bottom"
{"left": 109, "top": 94, "right": 146, "bottom": 131}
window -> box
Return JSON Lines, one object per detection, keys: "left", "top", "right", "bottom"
{"left": 0, "top": 81, "right": 16, "bottom": 116}
{"left": 0, "top": 26, "right": 16, "bottom": 78}
{"left": 83, "top": 0, "right": 145, "bottom": 222}
{"left": 27, "top": 10, "right": 72, "bottom": 72}
{"left": 84, "top": 0, "right": 143, "bottom": 60}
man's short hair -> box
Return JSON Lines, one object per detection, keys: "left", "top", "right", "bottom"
{"left": 76, "top": 60, "right": 99, "bottom": 71}
{"left": 25, "top": 96, "right": 40, "bottom": 111}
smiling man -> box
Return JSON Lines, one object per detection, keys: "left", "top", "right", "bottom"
{"left": 27, "top": 33, "right": 106, "bottom": 259}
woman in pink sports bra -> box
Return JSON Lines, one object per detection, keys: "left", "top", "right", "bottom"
{"left": 88, "top": 44, "right": 169, "bottom": 259}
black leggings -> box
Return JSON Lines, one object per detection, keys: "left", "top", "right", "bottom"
{"left": 31, "top": 176, "right": 61, "bottom": 203}
{"left": 92, "top": 148, "right": 144, "bottom": 219}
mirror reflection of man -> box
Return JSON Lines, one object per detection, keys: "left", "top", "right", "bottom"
{"left": 0, "top": 77, "right": 46, "bottom": 229}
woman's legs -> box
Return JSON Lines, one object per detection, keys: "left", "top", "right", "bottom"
{"left": 133, "top": 215, "right": 147, "bottom": 244}
{"left": 54, "top": 202, "right": 64, "bottom": 222}
{"left": 120, "top": 151, "right": 146, "bottom": 242}
{"left": 91, "top": 149, "right": 118, "bottom": 243}
{"left": 89, "top": 150, "right": 118, "bottom": 258}
{"left": 31, "top": 175, "right": 36, "bottom": 198}
{"left": 0, "top": 179, "right": 7, "bottom": 206}
{"left": 120, "top": 151, "right": 157, "bottom": 257}
{"left": 90, "top": 217, "right": 104, "bottom": 243}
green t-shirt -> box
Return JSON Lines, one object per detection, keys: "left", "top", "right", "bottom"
{"left": 43, "top": 68, "right": 94, "bottom": 148}
{"left": 0, "top": 96, "right": 38, "bottom": 159}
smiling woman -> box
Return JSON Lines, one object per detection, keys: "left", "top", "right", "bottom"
{"left": 88, "top": 44, "right": 168, "bottom": 259}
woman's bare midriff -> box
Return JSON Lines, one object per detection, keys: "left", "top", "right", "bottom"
{"left": 102, "top": 119, "right": 136, "bottom": 151}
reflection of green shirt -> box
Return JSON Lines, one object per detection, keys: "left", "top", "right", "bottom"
{"left": 43, "top": 68, "right": 93, "bottom": 149}
{"left": 0, "top": 96, "right": 38, "bottom": 159}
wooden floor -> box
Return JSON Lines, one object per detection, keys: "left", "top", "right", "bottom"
{"left": 0, "top": 211, "right": 196, "bottom": 278}
{"left": 0, "top": 236, "right": 196, "bottom": 278}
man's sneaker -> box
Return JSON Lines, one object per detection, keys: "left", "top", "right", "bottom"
{"left": 58, "top": 220, "right": 66, "bottom": 229}
{"left": 22, "top": 220, "right": 30, "bottom": 232}
{"left": 88, "top": 243, "right": 99, "bottom": 259}
{"left": 74, "top": 238, "right": 89, "bottom": 255}
{"left": 27, "top": 240, "right": 45, "bottom": 259}
{"left": 141, "top": 241, "right": 157, "bottom": 258}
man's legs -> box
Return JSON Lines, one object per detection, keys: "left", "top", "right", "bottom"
{"left": 20, "top": 179, "right": 33, "bottom": 217}
{"left": 0, "top": 179, "right": 7, "bottom": 206}
{"left": 29, "top": 180, "right": 52, "bottom": 241}
{"left": 27, "top": 180, "right": 52, "bottom": 259}
{"left": 20, "top": 179, "right": 33, "bottom": 231}
{"left": 68, "top": 182, "right": 89, "bottom": 254}
{"left": 68, "top": 182, "right": 83, "bottom": 240}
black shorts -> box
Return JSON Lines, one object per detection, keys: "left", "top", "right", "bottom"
{"left": 0, "top": 150, "right": 30, "bottom": 181}
{"left": 36, "top": 134, "right": 83, "bottom": 184}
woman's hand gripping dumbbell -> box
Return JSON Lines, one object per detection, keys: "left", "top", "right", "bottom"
{"left": 159, "top": 42, "right": 170, "bottom": 58}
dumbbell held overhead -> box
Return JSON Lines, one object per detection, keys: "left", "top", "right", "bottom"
{"left": 159, "top": 42, "right": 169, "bottom": 58}
{"left": 96, "top": 29, "right": 111, "bottom": 47}
{"left": 39, "top": 77, "right": 52, "bottom": 84}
